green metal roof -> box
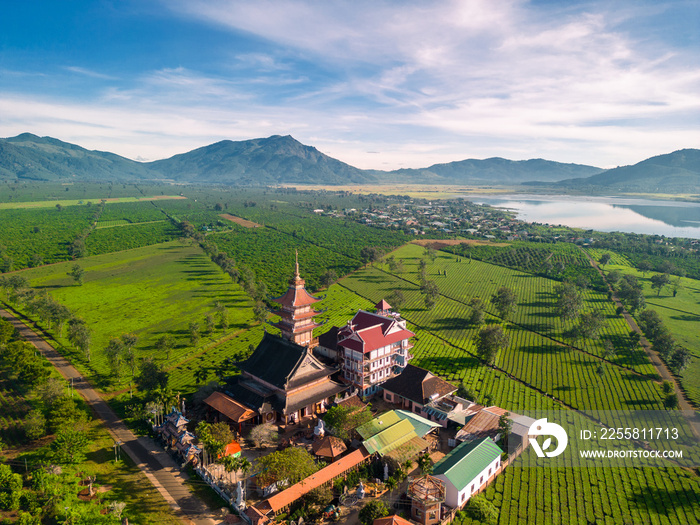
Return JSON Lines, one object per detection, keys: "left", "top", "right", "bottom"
{"left": 356, "top": 410, "right": 402, "bottom": 440}
{"left": 395, "top": 410, "right": 441, "bottom": 437}
{"left": 432, "top": 437, "right": 502, "bottom": 490}
{"left": 363, "top": 418, "right": 418, "bottom": 455}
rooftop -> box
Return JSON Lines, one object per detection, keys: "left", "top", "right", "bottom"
{"left": 433, "top": 437, "right": 502, "bottom": 490}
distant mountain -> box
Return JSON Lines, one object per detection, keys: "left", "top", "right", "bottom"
{"left": 0, "top": 133, "right": 153, "bottom": 181}
{"left": 555, "top": 149, "right": 700, "bottom": 193}
{"left": 147, "top": 135, "right": 373, "bottom": 185}
{"left": 379, "top": 157, "right": 602, "bottom": 184}
{"left": 1, "top": 133, "right": 696, "bottom": 193}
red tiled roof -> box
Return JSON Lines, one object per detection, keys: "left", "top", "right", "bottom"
{"left": 455, "top": 407, "right": 506, "bottom": 441}
{"left": 312, "top": 435, "right": 347, "bottom": 459}
{"left": 338, "top": 323, "right": 414, "bottom": 354}
{"left": 376, "top": 299, "right": 392, "bottom": 311}
{"left": 203, "top": 392, "right": 257, "bottom": 423}
{"left": 272, "top": 286, "right": 322, "bottom": 307}
{"left": 374, "top": 515, "right": 413, "bottom": 525}
{"left": 257, "top": 447, "right": 370, "bottom": 514}
{"left": 224, "top": 441, "right": 242, "bottom": 457}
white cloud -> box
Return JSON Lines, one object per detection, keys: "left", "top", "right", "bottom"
{"left": 1, "top": 1, "right": 698, "bottom": 170}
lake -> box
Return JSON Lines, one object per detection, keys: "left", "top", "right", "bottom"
{"left": 460, "top": 194, "right": 700, "bottom": 239}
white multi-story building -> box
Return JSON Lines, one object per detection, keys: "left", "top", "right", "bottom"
{"left": 337, "top": 300, "right": 414, "bottom": 397}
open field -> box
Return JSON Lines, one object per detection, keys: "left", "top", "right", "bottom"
{"left": 0, "top": 195, "right": 185, "bottom": 209}
{"left": 6, "top": 241, "right": 255, "bottom": 390}
{"left": 275, "top": 183, "right": 524, "bottom": 198}
{"left": 219, "top": 213, "right": 262, "bottom": 228}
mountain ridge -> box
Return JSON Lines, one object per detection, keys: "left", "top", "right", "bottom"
{"left": 1, "top": 132, "right": 697, "bottom": 192}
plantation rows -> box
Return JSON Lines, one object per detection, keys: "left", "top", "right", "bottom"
{"left": 382, "top": 244, "right": 657, "bottom": 375}
{"left": 445, "top": 241, "right": 605, "bottom": 290}
{"left": 469, "top": 462, "right": 700, "bottom": 525}
{"left": 209, "top": 227, "right": 359, "bottom": 295}
{"left": 0, "top": 205, "right": 96, "bottom": 269}
{"left": 586, "top": 248, "right": 633, "bottom": 267}
{"left": 85, "top": 221, "right": 179, "bottom": 256}
{"left": 0, "top": 384, "right": 29, "bottom": 446}
{"left": 341, "top": 266, "right": 664, "bottom": 411}
{"left": 99, "top": 200, "right": 169, "bottom": 223}
{"left": 226, "top": 204, "right": 410, "bottom": 262}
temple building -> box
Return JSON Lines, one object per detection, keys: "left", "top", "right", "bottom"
{"left": 269, "top": 252, "right": 323, "bottom": 347}
{"left": 333, "top": 300, "right": 415, "bottom": 396}
{"left": 217, "top": 255, "right": 346, "bottom": 426}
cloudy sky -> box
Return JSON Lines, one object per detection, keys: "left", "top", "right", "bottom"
{"left": 1, "top": 0, "right": 698, "bottom": 170}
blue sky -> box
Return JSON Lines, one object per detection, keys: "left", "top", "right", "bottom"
{"left": 1, "top": 0, "right": 698, "bottom": 170}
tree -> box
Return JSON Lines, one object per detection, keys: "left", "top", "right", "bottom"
{"left": 249, "top": 423, "right": 279, "bottom": 448}
{"left": 669, "top": 346, "right": 691, "bottom": 373}
{"left": 498, "top": 412, "right": 512, "bottom": 450}
{"left": 51, "top": 428, "right": 90, "bottom": 464}
{"left": 67, "top": 318, "right": 91, "bottom": 362}
{"left": 23, "top": 409, "right": 46, "bottom": 441}
{"left": 599, "top": 253, "right": 611, "bottom": 268}
{"left": 155, "top": 334, "right": 175, "bottom": 359}
{"left": 67, "top": 264, "right": 85, "bottom": 285}
{"left": 554, "top": 282, "right": 583, "bottom": 323}
{"left": 359, "top": 246, "right": 382, "bottom": 265}
{"left": 417, "top": 452, "right": 433, "bottom": 474}
{"left": 189, "top": 322, "right": 201, "bottom": 346}
{"left": 577, "top": 310, "right": 606, "bottom": 342}
{"left": 323, "top": 404, "right": 373, "bottom": 440}
{"left": 602, "top": 339, "right": 616, "bottom": 359}
{"left": 205, "top": 314, "right": 216, "bottom": 334}
{"left": 218, "top": 305, "right": 230, "bottom": 331}
{"left": 105, "top": 337, "right": 126, "bottom": 378}
{"left": 475, "top": 325, "right": 509, "bottom": 365}
{"left": 664, "top": 393, "right": 679, "bottom": 410}
{"left": 255, "top": 447, "right": 319, "bottom": 488}
{"left": 0, "top": 464, "right": 22, "bottom": 511}
{"left": 465, "top": 494, "right": 498, "bottom": 525}
{"left": 662, "top": 380, "right": 674, "bottom": 395}
{"left": 197, "top": 421, "right": 233, "bottom": 458}
{"left": 421, "top": 280, "right": 439, "bottom": 310}
{"left": 136, "top": 358, "right": 169, "bottom": 393}
{"left": 467, "top": 297, "right": 486, "bottom": 327}
{"left": 457, "top": 380, "right": 477, "bottom": 401}
{"left": 650, "top": 273, "right": 670, "bottom": 296}
{"left": 253, "top": 302, "right": 268, "bottom": 324}
{"left": 320, "top": 269, "right": 338, "bottom": 288}
{"left": 491, "top": 287, "right": 516, "bottom": 320}
{"left": 638, "top": 260, "right": 652, "bottom": 276}
{"left": 387, "top": 290, "right": 406, "bottom": 311}
{"left": 359, "top": 500, "right": 389, "bottom": 525}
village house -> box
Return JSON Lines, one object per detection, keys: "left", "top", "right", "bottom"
{"left": 432, "top": 437, "right": 503, "bottom": 509}
{"left": 380, "top": 363, "right": 460, "bottom": 425}
{"left": 332, "top": 300, "right": 415, "bottom": 397}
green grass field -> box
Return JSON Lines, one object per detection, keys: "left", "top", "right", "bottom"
{"left": 8, "top": 241, "right": 255, "bottom": 391}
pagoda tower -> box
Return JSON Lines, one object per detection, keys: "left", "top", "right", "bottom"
{"left": 407, "top": 475, "right": 445, "bottom": 525}
{"left": 270, "top": 252, "right": 323, "bottom": 347}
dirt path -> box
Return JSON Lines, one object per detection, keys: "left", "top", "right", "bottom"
{"left": 579, "top": 251, "right": 700, "bottom": 435}
{"left": 0, "top": 306, "right": 220, "bottom": 525}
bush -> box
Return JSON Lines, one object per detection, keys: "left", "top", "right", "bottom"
{"left": 359, "top": 500, "right": 389, "bottom": 525}
{"left": 465, "top": 494, "right": 498, "bottom": 525}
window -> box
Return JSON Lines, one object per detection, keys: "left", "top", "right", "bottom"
{"left": 480, "top": 476, "right": 483, "bottom": 484}
{"left": 488, "top": 468, "right": 491, "bottom": 476}
{"left": 471, "top": 484, "right": 475, "bottom": 493}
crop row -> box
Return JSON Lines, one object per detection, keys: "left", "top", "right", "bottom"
{"left": 208, "top": 227, "right": 359, "bottom": 295}
{"left": 341, "top": 266, "right": 664, "bottom": 411}
{"left": 85, "top": 221, "right": 179, "bottom": 257}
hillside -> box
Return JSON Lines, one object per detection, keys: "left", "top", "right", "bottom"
{"left": 556, "top": 149, "right": 700, "bottom": 193}
{"left": 0, "top": 133, "right": 153, "bottom": 181}
{"left": 147, "top": 135, "right": 374, "bottom": 184}
{"left": 380, "top": 157, "right": 602, "bottom": 183}
{"left": 2, "top": 133, "right": 698, "bottom": 192}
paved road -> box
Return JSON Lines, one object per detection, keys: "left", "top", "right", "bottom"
{"left": 0, "top": 306, "right": 220, "bottom": 525}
